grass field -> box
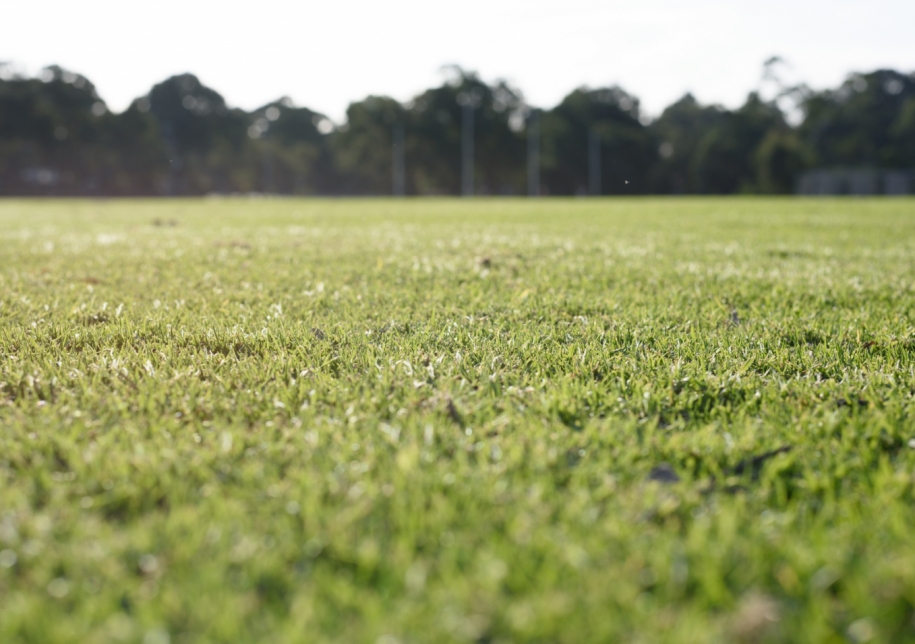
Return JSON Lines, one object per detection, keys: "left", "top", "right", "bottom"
{"left": 3, "top": 197, "right": 915, "bottom": 643}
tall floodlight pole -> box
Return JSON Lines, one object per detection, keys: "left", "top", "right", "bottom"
{"left": 588, "top": 129, "right": 601, "bottom": 197}
{"left": 527, "top": 109, "right": 540, "bottom": 197}
{"left": 264, "top": 145, "right": 276, "bottom": 195}
{"left": 461, "top": 102, "right": 475, "bottom": 197}
{"left": 260, "top": 117, "right": 276, "bottom": 194}
{"left": 392, "top": 121, "right": 405, "bottom": 197}
{"left": 162, "top": 121, "right": 179, "bottom": 196}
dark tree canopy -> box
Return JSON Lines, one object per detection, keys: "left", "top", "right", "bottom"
{"left": 1, "top": 64, "right": 912, "bottom": 196}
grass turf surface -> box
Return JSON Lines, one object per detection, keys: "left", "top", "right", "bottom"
{"left": 2, "top": 197, "right": 915, "bottom": 643}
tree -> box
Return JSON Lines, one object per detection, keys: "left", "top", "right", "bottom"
{"left": 693, "top": 93, "right": 786, "bottom": 193}
{"left": 404, "top": 68, "right": 526, "bottom": 195}
{"left": 146, "top": 74, "right": 255, "bottom": 194}
{"left": 541, "top": 86, "right": 656, "bottom": 195}
{"left": 331, "top": 96, "right": 405, "bottom": 195}
{"left": 249, "top": 99, "right": 334, "bottom": 194}
{"left": 647, "top": 94, "right": 726, "bottom": 194}
{"left": 799, "top": 69, "right": 915, "bottom": 169}
{"left": 753, "top": 130, "right": 812, "bottom": 193}
{"left": 1, "top": 64, "right": 912, "bottom": 197}
{"left": 0, "top": 65, "right": 166, "bottom": 195}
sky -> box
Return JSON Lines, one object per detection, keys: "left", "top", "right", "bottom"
{"left": 3, "top": 0, "right": 914, "bottom": 122}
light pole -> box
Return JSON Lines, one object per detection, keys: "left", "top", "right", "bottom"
{"left": 527, "top": 109, "right": 540, "bottom": 197}
{"left": 392, "top": 121, "right": 405, "bottom": 197}
{"left": 458, "top": 90, "right": 481, "bottom": 197}
{"left": 255, "top": 113, "right": 276, "bottom": 194}
{"left": 461, "top": 102, "right": 474, "bottom": 197}
{"left": 263, "top": 143, "right": 276, "bottom": 195}
{"left": 588, "top": 129, "right": 601, "bottom": 196}
{"left": 161, "top": 120, "right": 181, "bottom": 196}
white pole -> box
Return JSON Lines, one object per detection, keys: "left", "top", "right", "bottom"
{"left": 392, "top": 121, "right": 405, "bottom": 196}
{"left": 462, "top": 103, "right": 474, "bottom": 197}
{"left": 588, "top": 130, "right": 601, "bottom": 196}
{"left": 527, "top": 109, "right": 540, "bottom": 197}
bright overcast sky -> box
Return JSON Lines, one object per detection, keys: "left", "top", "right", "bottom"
{"left": 3, "top": 0, "right": 914, "bottom": 121}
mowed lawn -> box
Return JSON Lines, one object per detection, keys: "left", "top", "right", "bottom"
{"left": 3, "top": 197, "right": 915, "bottom": 644}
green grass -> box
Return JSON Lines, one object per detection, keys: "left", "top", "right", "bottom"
{"left": 2, "top": 197, "right": 915, "bottom": 643}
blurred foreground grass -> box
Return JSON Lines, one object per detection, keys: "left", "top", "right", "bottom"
{"left": 3, "top": 197, "right": 915, "bottom": 643}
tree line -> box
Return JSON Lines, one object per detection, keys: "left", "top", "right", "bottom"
{"left": 1, "top": 63, "right": 913, "bottom": 196}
